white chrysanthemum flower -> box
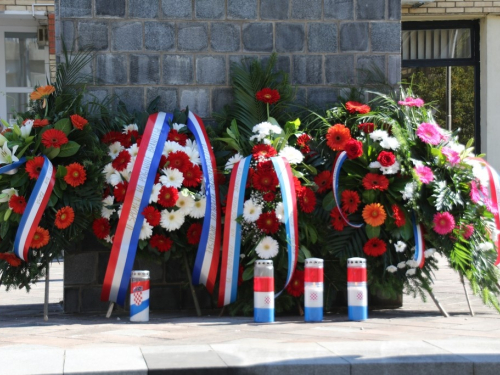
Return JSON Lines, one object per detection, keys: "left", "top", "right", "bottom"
{"left": 397, "top": 261, "right": 407, "bottom": 269}
{"left": 120, "top": 168, "right": 131, "bottom": 182}
{"left": 190, "top": 197, "right": 206, "bottom": 218}
{"left": 108, "top": 142, "right": 123, "bottom": 159}
{"left": 176, "top": 191, "right": 195, "bottom": 215}
{"left": 369, "top": 161, "right": 382, "bottom": 169}
{"left": 126, "top": 156, "right": 137, "bottom": 174}
{"left": 225, "top": 153, "right": 244, "bottom": 171}
{"left": 386, "top": 265, "right": 398, "bottom": 273}
{"left": 160, "top": 209, "right": 185, "bottom": 231}
{"left": 243, "top": 199, "right": 262, "bottom": 222}
{"left": 279, "top": 146, "right": 304, "bottom": 164}
{"left": 108, "top": 171, "right": 123, "bottom": 186}
{"left": 424, "top": 248, "right": 436, "bottom": 258}
{"left": 255, "top": 236, "right": 279, "bottom": 259}
{"left": 101, "top": 195, "right": 115, "bottom": 219}
{"left": 275, "top": 202, "right": 285, "bottom": 223}
{"left": 184, "top": 140, "right": 201, "bottom": 166}
{"left": 402, "top": 182, "right": 417, "bottom": 200}
{"left": 20, "top": 121, "right": 33, "bottom": 139}
{"left": 406, "top": 260, "right": 420, "bottom": 268}
{"left": 394, "top": 241, "right": 407, "bottom": 253}
{"left": 172, "top": 123, "right": 186, "bottom": 131}
{"left": 139, "top": 220, "right": 153, "bottom": 240}
{"left": 380, "top": 161, "right": 400, "bottom": 175}
{"left": 127, "top": 143, "right": 139, "bottom": 158}
{"left": 160, "top": 168, "right": 184, "bottom": 188}
{"left": 123, "top": 123, "right": 138, "bottom": 133}
{"left": 149, "top": 183, "right": 161, "bottom": 204}
{"left": 380, "top": 136, "right": 400, "bottom": 150}
{"left": 103, "top": 163, "right": 115, "bottom": 179}
{"left": 252, "top": 121, "right": 283, "bottom": 137}
{"left": 163, "top": 141, "right": 184, "bottom": 156}
{"left": 478, "top": 242, "right": 494, "bottom": 252}
{"left": 0, "top": 188, "right": 19, "bottom": 203}
{"left": 406, "top": 268, "right": 416, "bottom": 276}
{"left": 369, "top": 130, "right": 388, "bottom": 142}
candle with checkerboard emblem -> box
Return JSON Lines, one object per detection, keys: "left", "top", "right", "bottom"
{"left": 130, "top": 270, "right": 150, "bottom": 322}
{"left": 254, "top": 260, "right": 274, "bottom": 323}
{"left": 347, "top": 258, "right": 368, "bottom": 321}
{"left": 304, "top": 258, "right": 324, "bottom": 322}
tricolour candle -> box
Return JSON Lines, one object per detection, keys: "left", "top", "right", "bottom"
{"left": 347, "top": 257, "right": 368, "bottom": 321}
{"left": 130, "top": 270, "right": 150, "bottom": 322}
{"left": 304, "top": 258, "right": 324, "bottom": 322}
{"left": 254, "top": 260, "right": 274, "bottom": 323}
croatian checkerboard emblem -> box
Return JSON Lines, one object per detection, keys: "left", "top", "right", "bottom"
{"left": 133, "top": 286, "right": 143, "bottom": 306}
{"left": 265, "top": 296, "right": 271, "bottom": 305}
{"left": 310, "top": 292, "right": 318, "bottom": 301}
{"left": 357, "top": 292, "right": 363, "bottom": 300}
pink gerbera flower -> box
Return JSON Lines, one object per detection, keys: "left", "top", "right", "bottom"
{"left": 470, "top": 181, "right": 481, "bottom": 203}
{"left": 462, "top": 224, "right": 474, "bottom": 239}
{"left": 414, "top": 165, "right": 434, "bottom": 184}
{"left": 416, "top": 123, "right": 443, "bottom": 145}
{"left": 486, "top": 198, "right": 499, "bottom": 215}
{"left": 398, "top": 97, "right": 425, "bottom": 107}
{"left": 433, "top": 212, "right": 455, "bottom": 235}
{"left": 441, "top": 147, "right": 460, "bottom": 166}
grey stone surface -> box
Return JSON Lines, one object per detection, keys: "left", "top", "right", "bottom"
{"left": 357, "top": 55, "right": 386, "bottom": 84}
{"left": 114, "top": 87, "right": 145, "bottom": 113}
{"left": 242, "top": 23, "right": 273, "bottom": 52}
{"left": 260, "top": 0, "right": 289, "bottom": 20}
{"left": 150, "top": 286, "right": 181, "bottom": 310}
{"left": 64, "top": 347, "right": 148, "bottom": 374}
{"left": 145, "top": 22, "right": 175, "bottom": 51}
{"left": 276, "top": 23, "right": 305, "bottom": 52}
{"left": 64, "top": 252, "right": 97, "bottom": 285}
{"left": 112, "top": 22, "right": 143, "bottom": 51}
{"left": 129, "top": 0, "right": 159, "bottom": 18}
{"left": 196, "top": 55, "right": 226, "bottom": 85}
{"left": 180, "top": 89, "right": 210, "bottom": 118}
{"left": 63, "top": 287, "right": 80, "bottom": 313}
{"left": 165, "top": 259, "right": 188, "bottom": 282}
{"left": 325, "top": 55, "right": 355, "bottom": 85}
{"left": 147, "top": 87, "right": 178, "bottom": 113}
{"left": 228, "top": 0, "right": 257, "bottom": 19}
{"left": 0, "top": 346, "right": 65, "bottom": 375}
{"left": 61, "top": 21, "right": 75, "bottom": 50}
{"left": 260, "top": 55, "right": 291, "bottom": 75}
{"left": 163, "top": 55, "right": 193, "bottom": 84}
{"left": 134, "top": 258, "right": 164, "bottom": 282}
{"left": 60, "top": 0, "right": 91, "bottom": 18}
{"left": 211, "top": 23, "right": 240, "bottom": 52}
{"left": 229, "top": 55, "right": 258, "bottom": 67}
{"left": 83, "top": 88, "right": 110, "bottom": 108}
{"left": 388, "top": 55, "right": 401, "bottom": 85}
{"left": 340, "top": 22, "right": 369, "bottom": 52}
{"left": 130, "top": 54, "right": 160, "bottom": 85}
{"left": 182, "top": 286, "right": 213, "bottom": 309}
{"left": 161, "top": 0, "right": 192, "bottom": 19}
{"left": 78, "top": 21, "right": 108, "bottom": 51}
{"left": 291, "top": 0, "right": 322, "bottom": 19}
{"left": 212, "top": 88, "right": 234, "bottom": 113}
{"left": 388, "top": 0, "right": 402, "bottom": 20}
{"left": 357, "top": 0, "right": 385, "bottom": 20}
{"left": 98, "top": 251, "right": 110, "bottom": 285}
{"left": 308, "top": 23, "right": 337, "bottom": 53}
{"left": 308, "top": 88, "right": 339, "bottom": 109}
{"left": 195, "top": 0, "right": 225, "bottom": 19}
{"left": 372, "top": 23, "right": 401, "bottom": 52}
{"left": 81, "top": 286, "right": 113, "bottom": 312}
{"left": 95, "top": 0, "right": 125, "bottom": 17}
{"left": 324, "top": 0, "right": 354, "bottom": 20}
{"left": 178, "top": 23, "right": 208, "bottom": 52}
{"left": 293, "top": 55, "right": 323, "bottom": 85}
{"left": 96, "top": 54, "right": 127, "bottom": 85}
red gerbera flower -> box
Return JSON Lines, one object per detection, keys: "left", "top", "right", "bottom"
{"left": 358, "top": 123, "right": 375, "bottom": 133}
{"left": 102, "top": 131, "right": 124, "bottom": 145}
{"left": 252, "top": 169, "right": 279, "bottom": 192}
{"left": 64, "top": 163, "right": 86, "bottom": 187}
{"left": 121, "top": 130, "right": 139, "bottom": 148}
{"left": 112, "top": 150, "right": 131, "bottom": 172}
{"left": 0, "top": 252, "right": 22, "bottom": 267}
{"left": 362, "top": 173, "right": 389, "bottom": 191}
{"left": 330, "top": 206, "right": 347, "bottom": 231}
{"left": 341, "top": 190, "right": 360, "bottom": 214}
{"left": 183, "top": 164, "right": 203, "bottom": 188}
{"left": 187, "top": 223, "right": 203, "bottom": 245}
{"left": 9, "top": 195, "right": 26, "bottom": 214}
{"left": 256, "top": 211, "right": 280, "bottom": 234}
{"left": 142, "top": 206, "right": 161, "bottom": 227}
{"left": 30, "top": 227, "right": 50, "bottom": 249}
{"left": 25, "top": 156, "right": 45, "bottom": 180}
{"left": 252, "top": 144, "right": 278, "bottom": 159}
{"left": 363, "top": 238, "right": 387, "bottom": 257}
{"left": 92, "top": 218, "right": 110, "bottom": 240}
{"left": 314, "top": 171, "right": 332, "bottom": 194}
{"left": 326, "top": 124, "right": 351, "bottom": 151}
{"left": 41, "top": 129, "right": 68, "bottom": 148}
{"left": 33, "top": 119, "right": 50, "bottom": 128}
{"left": 246, "top": 168, "right": 255, "bottom": 188}
{"left": 263, "top": 192, "right": 275, "bottom": 202}
{"left": 255, "top": 88, "right": 280, "bottom": 104}
{"left": 113, "top": 181, "right": 128, "bottom": 203}
{"left": 70, "top": 114, "right": 88, "bottom": 130}
{"left": 150, "top": 234, "right": 173, "bottom": 252}
{"left": 159, "top": 155, "right": 168, "bottom": 169}
{"left": 297, "top": 134, "right": 312, "bottom": 148}
{"left": 392, "top": 204, "right": 406, "bottom": 227}
{"left": 55, "top": 206, "right": 75, "bottom": 229}
{"left": 298, "top": 187, "right": 316, "bottom": 213}
{"left": 257, "top": 160, "right": 274, "bottom": 172}
{"left": 286, "top": 269, "right": 304, "bottom": 297}
{"left": 166, "top": 151, "right": 191, "bottom": 173}
{"left": 344, "top": 139, "right": 363, "bottom": 159}
{"left": 167, "top": 129, "right": 188, "bottom": 146}
{"left": 158, "top": 186, "right": 179, "bottom": 207}
{"left": 345, "top": 101, "right": 371, "bottom": 114}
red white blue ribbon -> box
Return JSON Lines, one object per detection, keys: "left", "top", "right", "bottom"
{"left": 101, "top": 112, "right": 172, "bottom": 305}
{"left": 411, "top": 212, "right": 425, "bottom": 268}
{"left": 332, "top": 151, "right": 363, "bottom": 228}
{"left": 0, "top": 156, "right": 55, "bottom": 261}
{"left": 218, "top": 156, "right": 251, "bottom": 307}
{"left": 188, "top": 112, "right": 221, "bottom": 293}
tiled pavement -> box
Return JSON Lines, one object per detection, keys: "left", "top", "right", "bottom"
{"left": 1, "top": 256, "right": 499, "bottom": 374}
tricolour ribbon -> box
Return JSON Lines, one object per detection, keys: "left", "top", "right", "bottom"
{"left": 411, "top": 212, "right": 425, "bottom": 268}
{"left": 101, "top": 112, "right": 172, "bottom": 305}
{"left": 188, "top": 112, "right": 221, "bottom": 293}
{"left": 0, "top": 156, "right": 55, "bottom": 261}
{"left": 218, "top": 156, "right": 251, "bottom": 307}
{"left": 332, "top": 151, "right": 363, "bottom": 228}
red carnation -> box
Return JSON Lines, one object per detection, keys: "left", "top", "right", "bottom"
{"left": 70, "top": 114, "right": 88, "bottom": 130}
{"left": 377, "top": 151, "right": 396, "bottom": 167}
{"left": 41, "top": 129, "right": 68, "bottom": 148}
{"left": 252, "top": 144, "right": 278, "bottom": 159}
{"left": 158, "top": 186, "right": 178, "bottom": 207}
{"left": 262, "top": 192, "right": 275, "bottom": 202}
{"left": 392, "top": 204, "right": 406, "bottom": 228}
{"left": 142, "top": 206, "right": 161, "bottom": 227}
{"left": 166, "top": 151, "right": 191, "bottom": 173}
{"left": 150, "top": 234, "right": 173, "bottom": 252}
{"left": 183, "top": 164, "right": 203, "bottom": 187}
{"left": 256, "top": 88, "right": 280, "bottom": 105}
{"left": 344, "top": 139, "right": 363, "bottom": 159}
{"left": 187, "top": 223, "right": 203, "bottom": 245}
{"left": 256, "top": 211, "right": 280, "bottom": 234}
{"left": 9, "top": 195, "right": 27, "bottom": 214}
{"left": 298, "top": 187, "right": 316, "bottom": 213}
{"left": 113, "top": 181, "right": 128, "bottom": 203}
{"left": 363, "top": 238, "right": 387, "bottom": 257}
{"left": 93, "top": 218, "right": 110, "bottom": 240}
{"left": 286, "top": 269, "right": 304, "bottom": 297}
{"left": 112, "top": 150, "right": 131, "bottom": 172}
{"left": 314, "top": 171, "right": 332, "bottom": 194}
{"left": 362, "top": 173, "right": 389, "bottom": 191}
{"left": 345, "top": 101, "right": 371, "bottom": 114}
{"left": 167, "top": 129, "right": 188, "bottom": 146}
{"left": 357, "top": 123, "right": 375, "bottom": 133}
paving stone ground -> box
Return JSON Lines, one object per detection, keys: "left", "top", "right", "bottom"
{"left": 0, "top": 255, "right": 499, "bottom": 374}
